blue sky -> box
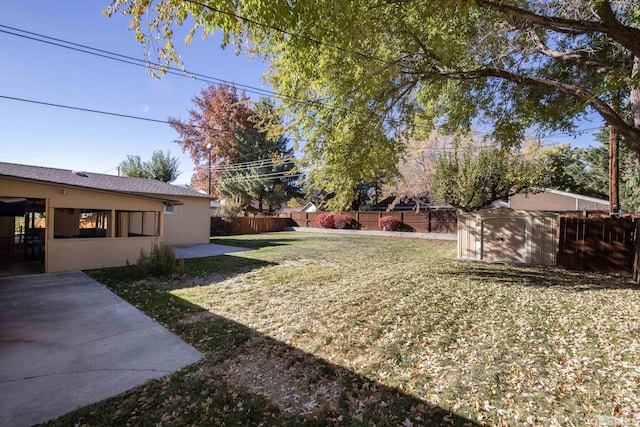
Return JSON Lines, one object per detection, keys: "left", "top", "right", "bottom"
{"left": 1, "top": 0, "right": 270, "bottom": 185}
{"left": 1, "top": 1, "right": 605, "bottom": 186}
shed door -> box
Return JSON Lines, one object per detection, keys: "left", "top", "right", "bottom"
{"left": 482, "top": 217, "right": 526, "bottom": 263}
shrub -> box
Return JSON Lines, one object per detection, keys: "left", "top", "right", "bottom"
{"left": 379, "top": 215, "right": 400, "bottom": 231}
{"left": 333, "top": 213, "right": 353, "bottom": 229}
{"left": 216, "top": 200, "right": 242, "bottom": 223}
{"left": 316, "top": 213, "right": 335, "bottom": 228}
{"left": 136, "top": 241, "right": 179, "bottom": 277}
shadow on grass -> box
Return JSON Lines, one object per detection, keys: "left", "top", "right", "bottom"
{"left": 47, "top": 275, "right": 482, "bottom": 427}
{"left": 210, "top": 235, "right": 309, "bottom": 250}
{"left": 450, "top": 260, "right": 639, "bottom": 291}
{"left": 89, "top": 255, "right": 277, "bottom": 292}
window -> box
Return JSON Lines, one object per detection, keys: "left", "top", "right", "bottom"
{"left": 115, "top": 211, "right": 160, "bottom": 237}
{"left": 54, "top": 208, "right": 111, "bottom": 239}
{"left": 163, "top": 205, "right": 177, "bottom": 214}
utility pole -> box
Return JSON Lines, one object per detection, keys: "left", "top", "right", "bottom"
{"left": 206, "top": 142, "right": 213, "bottom": 195}
{"left": 609, "top": 93, "right": 620, "bottom": 216}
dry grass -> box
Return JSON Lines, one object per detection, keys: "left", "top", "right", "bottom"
{"left": 47, "top": 232, "right": 640, "bottom": 426}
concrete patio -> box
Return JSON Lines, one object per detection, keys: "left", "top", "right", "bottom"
{"left": 174, "top": 243, "right": 252, "bottom": 259}
{"left": 0, "top": 271, "right": 202, "bottom": 427}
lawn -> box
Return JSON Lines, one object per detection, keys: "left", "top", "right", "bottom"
{"left": 44, "top": 232, "right": 639, "bottom": 426}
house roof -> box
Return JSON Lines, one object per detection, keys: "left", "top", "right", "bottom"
{"left": 0, "top": 162, "right": 211, "bottom": 202}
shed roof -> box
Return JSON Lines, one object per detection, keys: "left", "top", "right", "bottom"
{"left": 0, "top": 162, "right": 211, "bottom": 201}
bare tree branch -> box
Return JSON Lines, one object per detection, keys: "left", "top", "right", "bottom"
{"left": 529, "top": 30, "right": 612, "bottom": 75}
{"left": 468, "top": 0, "right": 640, "bottom": 57}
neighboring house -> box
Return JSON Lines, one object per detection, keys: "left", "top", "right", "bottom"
{"left": 370, "top": 195, "right": 454, "bottom": 212}
{"left": 0, "top": 162, "right": 211, "bottom": 274}
{"left": 509, "top": 188, "right": 609, "bottom": 211}
{"left": 300, "top": 202, "right": 317, "bottom": 213}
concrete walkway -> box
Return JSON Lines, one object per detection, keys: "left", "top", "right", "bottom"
{"left": 0, "top": 272, "right": 202, "bottom": 427}
{"left": 175, "top": 243, "right": 252, "bottom": 259}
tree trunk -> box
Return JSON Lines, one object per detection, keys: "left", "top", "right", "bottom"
{"left": 631, "top": 57, "right": 640, "bottom": 140}
{"left": 610, "top": 94, "right": 620, "bottom": 214}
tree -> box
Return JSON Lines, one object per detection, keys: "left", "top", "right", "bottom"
{"left": 534, "top": 127, "right": 640, "bottom": 212}
{"left": 118, "top": 155, "right": 148, "bottom": 179}
{"left": 106, "top": 1, "right": 640, "bottom": 209}
{"left": 118, "top": 151, "right": 180, "bottom": 182}
{"left": 168, "top": 84, "right": 252, "bottom": 191}
{"left": 535, "top": 143, "right": 594, "bottom": 196}
{"left": 145, "top": 150, "right": 181, "bottom": 182}
{"left": 216, "top": 97, "right": 302, "bottom": 212}
{"left": 431, "top": 140, "right": 544, "bottom": 212}
{"left": 384, "top": 134, "right": 448, "bottom": 208}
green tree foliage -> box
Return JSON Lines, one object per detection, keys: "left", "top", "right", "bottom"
{"left": 216, "top": 97, "right": 302, "bottom": 212}
{"left": 106, "top": 0, "right": 640, "bottom": 210}
{"left": 536, "top": 143, "right": 595, "bottom": 196}
{"left": 431, "top": 141, "right": 544, "bottom": 212}
{"left": 118, "top": 155, "right": 148, "bottom": 178}
{"left": 145, "top": 150, "right": 181, "bottom": 183}
{"left": 118, "top": 151, "right": 180, "bottom": 182}
{"left": 540, "top": 131, "right": 640, "bottom": 212}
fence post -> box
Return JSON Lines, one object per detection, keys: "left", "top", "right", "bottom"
{"left": 428, "top": 210, "right": 432, "bottom": 233}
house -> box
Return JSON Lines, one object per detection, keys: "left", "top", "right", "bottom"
{"left": 370, "top": 195, "right": 453, "bottom": 212}
{"left": 300, "top": 202, "right": 317, "bottom": 213}
{"left": 509, "top": 188, "right": 609, "bottom": 211}
{"left": 0, "top": 162, "right": 211, "bottom": 274}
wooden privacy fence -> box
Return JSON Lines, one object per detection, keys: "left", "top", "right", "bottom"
{"left": 211, "top": 216, "right": 294, "bottom": 235}
{"left": 289, "top": 210, "right": 457, "bottom": 233}
{"left": 212, "top": 210, "right": 457, "bottom": 235}
{"left": 557, "top": 215, "right": 639, "bottom": 276}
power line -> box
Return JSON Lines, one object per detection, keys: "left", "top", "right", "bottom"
{"left": 542, "top": 127, "right": 601, "bottom": 138}
{"left": 0, "top": 94, "right": 296, "bottom": 140}
{"left": 0, "top": 25, "right": 280, "bottom": 101}
{"left": 0, "top": 94, "right": 173, "bottom": 124}
{"left": 2, "top": 23, "right": 594, "bottom": 141}
{"left": 212, "top": 158, "right": 295, "bottom": 171}
{"left": 1, "top": 24, "right": 604, "bottom": 144}
{"left": 0, "top": 24, "right": 419, "bottom": 131}
{"left": 216, "top": 172, "right": 304, "bottom": 183}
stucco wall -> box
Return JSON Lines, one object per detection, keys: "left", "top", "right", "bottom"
{"left": 1, "top": 177, "right": 164, "bottom": 272}
{"left": 162, "top": 197, "right": 211, "bottom": 245}
{"left": 2, "top": 177, "right": 210, "bottom": 271}
{"left": 47, "top": 236, "right": 160, "bottom": 272}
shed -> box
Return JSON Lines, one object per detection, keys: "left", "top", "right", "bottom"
{"left": 457, "top": 208, "right": 558, "bottom": 266}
